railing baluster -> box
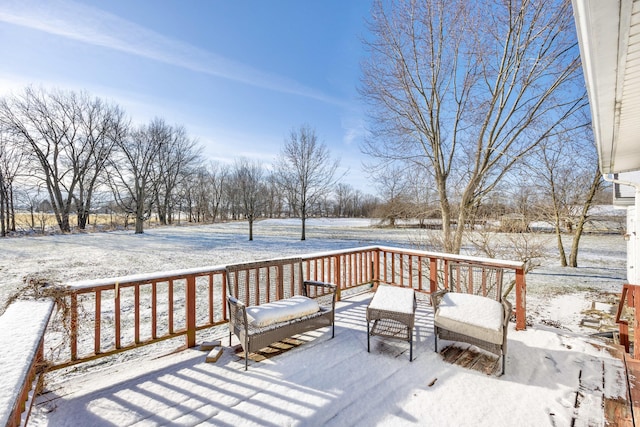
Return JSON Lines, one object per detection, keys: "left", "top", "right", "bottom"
{"left": 515, "top": 267, "right": 526, "bottom": 330}
{"left": 168, "top": 280, "right": 174, "bottom": 335}
{"left": 151, "top": 281, "right": 157, "bottom": 339}
{"left": 115, "top": 283, "right": 121, "bottom": 349}
{"left": 222, "top": 271, "right": 228, "bottom": 321}
{"left": 209, "top": 274, "right": 214, "bottom": 325}
{"left": 266, "top": 266, "right": 271, "bottom": 303}
{"left": 134, "top": 284, "right": 140, "bottom": 344}
{"left": 94, "top": 290, "right": 101, "bottom": 354}
{"left": 70, "top": 293, "right": 78, "bottom": 361}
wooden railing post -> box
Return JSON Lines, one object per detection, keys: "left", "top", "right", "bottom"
{"left": 620, "top": 321, "right": 630, "bottom": 353}
{"left": 186, "top": 275, "right": 197, "bottom": 348}
{"left": 633, "top": 286, "right": 640, "bottom": 359}
{"left": 429, "top": 257, "right": 438, "bottom": 293}
{"left": 276, "top": 265, "right": 284, "bottom": 301}
{"left": 515, "top": 267, "right": 527, "bottom": 330}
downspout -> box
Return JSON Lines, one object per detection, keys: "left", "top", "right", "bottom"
{"left": 603, "top": 173, "right": 640, "bottom": 284}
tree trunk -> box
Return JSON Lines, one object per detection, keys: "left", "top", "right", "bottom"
{"left": 569, "top": 169, "right": 602, "bottom": 267}
{"left": 0, "top": 185, "right": 5, "bottom": 237}
{"left": 437, "top": 179, "right": 455, "bottom": 253}
{"left": 556, "top": 228, "right": 567, "bottom": 267}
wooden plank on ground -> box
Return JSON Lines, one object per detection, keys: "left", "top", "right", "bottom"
{"left": 603, "top": 350, "right": 633, "bottom": 426}
{"left": 199, "top": 340, "right": 221, "bottom": 351}
{"left": 624, "top": 353, "right": 640, "bottom": 424}
{"left": 205, "top": 347, "right": 223, "bottom": 363}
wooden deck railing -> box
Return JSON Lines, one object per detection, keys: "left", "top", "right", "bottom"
{"left": 36, "top": 246, "right": 526, "bottom": 369}
{"left": 616, "top": 283, "right": 640, "bottom": 358}
{"left": 47, "top": 266, "right": 229, "bottom": 368}
{"left": 0, "top": 300, "right": 54, "bottom": 427}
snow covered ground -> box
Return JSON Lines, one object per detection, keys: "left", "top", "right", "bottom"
{"left": 0, "top": 218, "right": 630, "bottom": 425}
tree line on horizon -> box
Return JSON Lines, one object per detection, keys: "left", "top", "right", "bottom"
{"left": 0, "top": 88, "right": 378, "bottom": 239}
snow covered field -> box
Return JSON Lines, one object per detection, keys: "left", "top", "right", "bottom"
{"left": 0, "top": 217, "right": 627, "bottom": 331}
{"left": 0, "top": 218, "right": 630, "bottom": 425}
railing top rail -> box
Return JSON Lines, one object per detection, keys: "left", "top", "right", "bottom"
{"left": 226, "top": 257, "right": 303, "bottom": 272}
{"left": 64, "top": 245, "right": 525, "bottom": 291}
{"left": 66, "top": 264, "right": 227, "bottom": 290}
{"left": 374, "top": 245, "right": 526, "bottom": 270}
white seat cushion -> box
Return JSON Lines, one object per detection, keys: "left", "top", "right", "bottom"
{"left": 434, "top": 293, "right": 503, "bottom": 345}
{"left": 246, "top": 296, "right": 320, "bottom": 327}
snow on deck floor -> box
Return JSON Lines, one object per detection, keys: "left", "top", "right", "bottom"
{"left": 30, "top": 293, "right": 627, "bottom": 426}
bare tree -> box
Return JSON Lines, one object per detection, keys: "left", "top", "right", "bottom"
{"left": 360, "top": 0, "right": 587, "bottom": 253}
{"left": 373, "top": 165, "right": 410, "bottom": 227}
{"left": 532, "top": 127, "right": 602, "bottom": 267}
{"left": 0, "top": 129, "right": 24, "bottom": 236}
{"left": 205, "top": 162, "right": 229, "bottom": 223}
{"left": 264, "top": 172, "right": 284, "bottom": 219}
{"left": 334, "top": 183, "right": 354, "bottom": 218}
{"left": 275, "top": 125, "right": 341, "bottom": 240}
{"left": 152, "top": 125, "right": 201, "bottom": 225}
{"left": 404, "top": 165, "right": 437, "bottom": 228}
{"left": 232, "top": 158, "right": 264, "bottom": 240}
{"left": 72, "top": 95, "right": 127, "bottom": 230}
{"left": 0, "top": 87, "right": 125, "bottom": 232}
{"left": 109, "top": 118, "right": 167, "bottom": 234}
{"left": 16, "top": 185, "right": 50, "bottom": 234}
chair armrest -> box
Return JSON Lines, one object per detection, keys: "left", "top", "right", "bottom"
{"left": 304, "top": 280, "right": 337, "bottom": 291}
{"left": 430, "top": 289, "right": 448, "bottom": 308}
{"left": 227, "top": 295, "right": 249, "bottom": 330}
{"left": 501, "top": 298, "right": 513, "bottom": 326}
{"left": 303, "top": 280, "right": 337, "bottom": 310}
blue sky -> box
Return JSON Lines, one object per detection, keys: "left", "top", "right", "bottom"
{"left": 0, "top": 0, "right": 374, "bottom": 192}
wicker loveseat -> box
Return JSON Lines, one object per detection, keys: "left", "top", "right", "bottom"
{"left": 430, "top": 262, "right": 512, "bottom": 375}
{"left": 226, "top": 258, "right": 337, "bottom": 370}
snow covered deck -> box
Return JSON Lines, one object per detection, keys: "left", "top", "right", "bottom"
{"left": 31, "top": 292, "right": 629, "bottom": 426}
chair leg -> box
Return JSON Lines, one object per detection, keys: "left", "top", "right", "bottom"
{"left": 434, "top": 330, "right": 438, "bottom": 353}
{"left": 409, "top": 326, "right": 413, "bottom": 361}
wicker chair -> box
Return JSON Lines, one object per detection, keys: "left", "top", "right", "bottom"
{"left": 431, "top": 262, "right": 512, "bottom": 375}
{"left": 226, "top": 258, "right": 337, "bottom": 370}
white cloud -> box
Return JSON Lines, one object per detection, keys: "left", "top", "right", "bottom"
{"left": 0, "top": 0, "right": 344, "bottom": 105}
{"left": 341, "top": 113, "right": 367, "bottom": 146}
